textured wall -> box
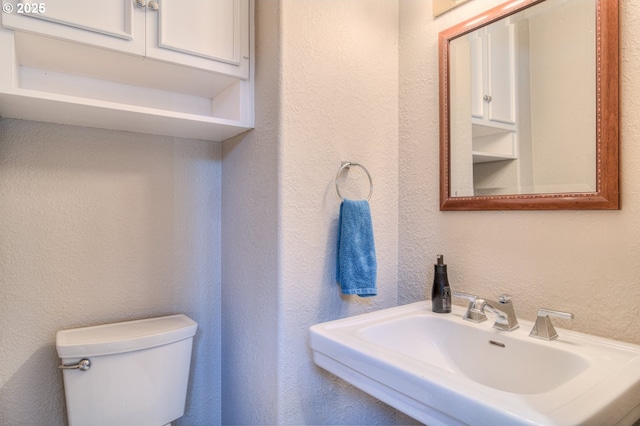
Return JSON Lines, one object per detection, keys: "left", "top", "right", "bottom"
{"left": 399, "top": 0, "right": 640, "bottom": 346}
{"left": 220, "top": 0, "right": 280, "bottom": 424}
{"left": 278, "top": 0, "right": 400, "bottom": 423}
{"left": 0, "top": 119, "right": 222, "bottom": 425}
{"left": 222, "top": 0, "right": 406, "bottom": 424}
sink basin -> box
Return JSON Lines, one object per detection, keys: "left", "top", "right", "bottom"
{"left": 359, "top": 314, "right": 590, "bottom": 395}
{"left": 309, "top": 302, "right": 640, "bottom": 425}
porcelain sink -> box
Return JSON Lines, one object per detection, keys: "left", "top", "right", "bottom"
{"left": 309, "top": 302, "right": 640, "bottom": 426}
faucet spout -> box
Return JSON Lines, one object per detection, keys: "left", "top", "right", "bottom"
{"left": 453, "top": 292, "right": 519, "bottom": 331}
{"left": 483, "top": 295, "right": 519, "bottom": 331}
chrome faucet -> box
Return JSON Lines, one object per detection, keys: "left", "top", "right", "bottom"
{"left": 453, "top": 292, "right": 488, "bottom": 323}
{"left": 453, "top": 292, "right": 519, "bottom": 331}
{"left": 483, "top": 295, "right": 519, "bottom": 331}
{"left": 529, "top": 308, "right": 574, "bottom": 340}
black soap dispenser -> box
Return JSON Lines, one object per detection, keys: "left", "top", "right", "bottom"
{"left": 431, "top": 254, "right": 451, "bottom": 313}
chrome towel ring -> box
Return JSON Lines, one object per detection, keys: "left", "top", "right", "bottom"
{"left": 335, "top": 162, "right": 373, "bottom": 202}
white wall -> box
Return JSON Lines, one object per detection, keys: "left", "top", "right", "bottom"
{"left": 0, "top": 119, "right": 222, "bottom": 425}
{"left": 222, "top": 0, "right": 404, "bottom": 424}
{"left": 529, "top": 0, "right": 596, "bottom": 192}
{"left": 279, "top": 0, "right": 399, "bottom": 423}
{"left": 220, "top": 0, "right": 280, "bottom": 423}
{"left": 400, "top": 0, "right": 640, "bottom": 348}
{"left": 449, "top": 36, "right": 474, "bottom": 197}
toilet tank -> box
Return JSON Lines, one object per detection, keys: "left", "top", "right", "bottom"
{"left": 56, "top": 314, "right": 197, "bottom": 426}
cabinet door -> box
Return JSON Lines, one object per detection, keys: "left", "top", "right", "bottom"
{"left": 486, "top": 24, "right": 516, "bottom": 125}
{"left": 1, "top": 0, "right": 145, "bottom": 56}
{"left": 145, "top": 0, "right": 249, "bottom": 78}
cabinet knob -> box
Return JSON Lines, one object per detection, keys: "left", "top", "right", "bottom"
{"left": 483, "top": 94, "right": 492, "bottom": 103}
{"left": 148, "top": 0, "right": 159, "bottom": 11}
{"left": 135, "top": 0, "right": 146, "bottom": 8}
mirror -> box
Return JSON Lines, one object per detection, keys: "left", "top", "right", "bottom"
{"left": 439, "top": 0, "right": 619, "bottom": 210}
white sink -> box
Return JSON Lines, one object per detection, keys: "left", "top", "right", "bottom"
{"left": 309, "top": 302, "right": 640, "bottom": 426}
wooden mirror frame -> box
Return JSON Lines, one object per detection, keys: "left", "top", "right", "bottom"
{"left": 439, "top": 0, "right": 619, "bottom": 211}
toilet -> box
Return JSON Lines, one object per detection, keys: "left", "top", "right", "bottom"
{"left": 56, "top": 314, "right": 198, "bottom": 426}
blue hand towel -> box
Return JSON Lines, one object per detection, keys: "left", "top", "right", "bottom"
{"left": 336, "top": 198, "right": 377, "bottom": 297}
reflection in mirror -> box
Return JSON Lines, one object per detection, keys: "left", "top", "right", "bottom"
{"left": 439, "top": 0, "right": 619, "bottom": 210}
{"left": 450, "top": 0, "right": 596, "bottom": 197}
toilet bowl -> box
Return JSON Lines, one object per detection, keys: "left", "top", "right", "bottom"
{"left": 56, "top": 314, "right": 197, "bottom": 426}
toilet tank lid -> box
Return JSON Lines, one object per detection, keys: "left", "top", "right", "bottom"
{"left": 56, "top": 314, "right": 197, "bottom": 358}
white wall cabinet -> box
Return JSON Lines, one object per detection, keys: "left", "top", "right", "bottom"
{"left": 0, "top": 0, "right": 253, "bottom": 141}
{"left": 470, "top": 22, "right": 516, "bottom": 130}
{"left": 470, "top": 21, "right": 517, "bottom": 164}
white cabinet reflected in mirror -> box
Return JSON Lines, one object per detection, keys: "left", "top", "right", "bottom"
{"left": 439, "top": 0, "right": 619, "bottom": 210}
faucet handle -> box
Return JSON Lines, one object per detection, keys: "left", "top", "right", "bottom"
{"left": 529, "top": 308, "right": 574, "bottom": 340}
{"left": 453, "top": 292, "right": 487, "bottom": 323}
{"left": 453, "top": 291, "right": 478, "bottom": 301}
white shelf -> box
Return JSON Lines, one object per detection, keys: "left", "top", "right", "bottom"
{"left": 471, "top": 123, "right": 517, "bottom": 164}
{"left": 472, "top": 151, "right": 517, "bottom": 164}
{"left": 0, "top": 89, "right": 251, "bottom": 141}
